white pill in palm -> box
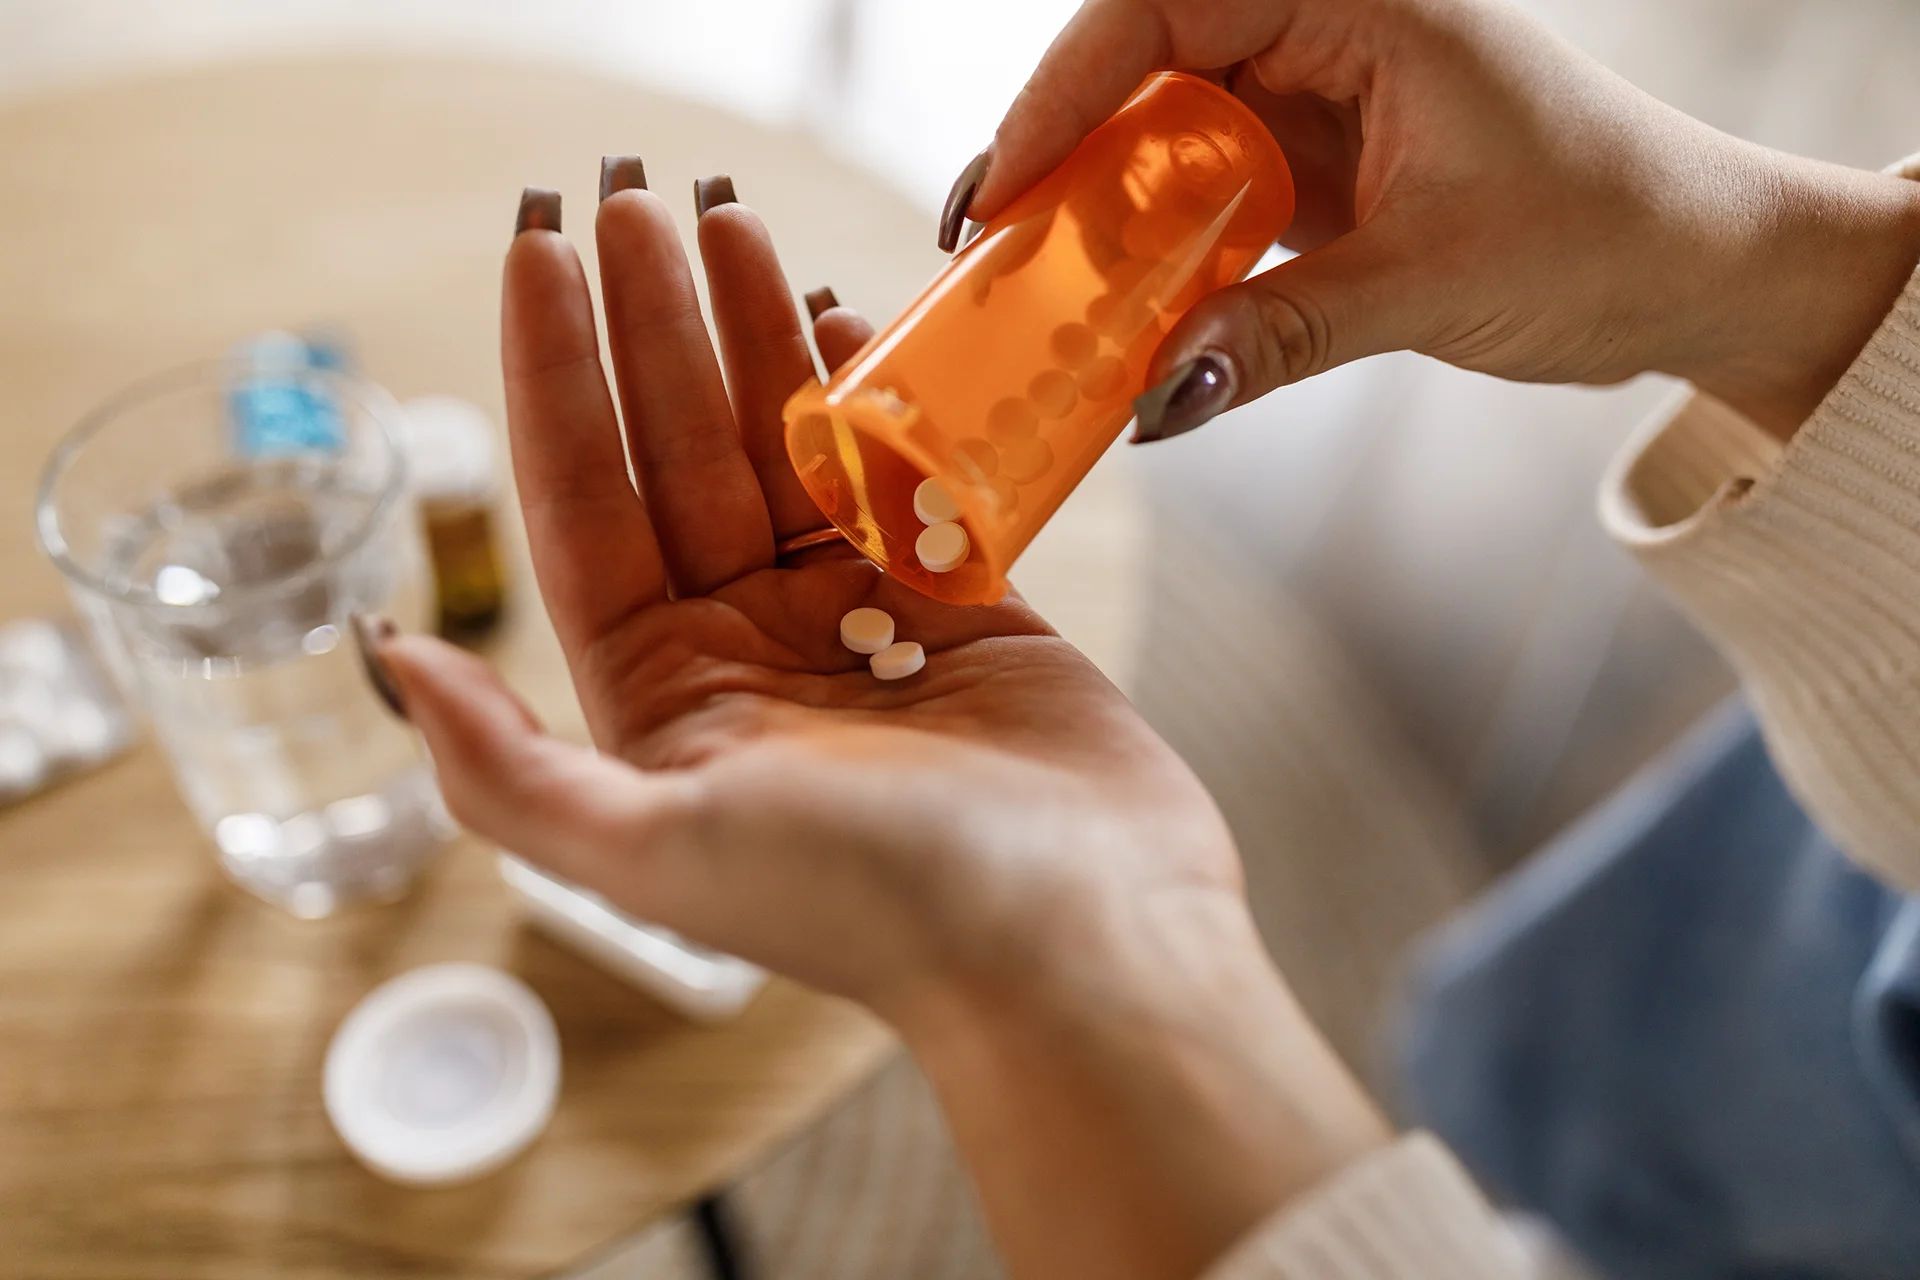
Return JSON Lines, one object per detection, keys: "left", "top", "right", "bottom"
{"left": 913, "top": 477, "right": 961, "bottom": 525}
{"left": 839, "top": 607, "right": 895, "bottom": 655}
{"left": 870, "top": 641, "right": 926, "bottom": 681}
{"left": 915, "top": 521, "right": 970, "bottom": 573}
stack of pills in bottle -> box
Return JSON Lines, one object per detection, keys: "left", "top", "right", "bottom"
{"left": 911, "top": 478, "right": 969, "bottom": 573}
{"left": 840, "top": 607, "right": 924, "bottom": 680}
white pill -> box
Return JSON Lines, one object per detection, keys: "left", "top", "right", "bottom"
{"left": 839, "top": 607, "right": 895, "bottom": 655}
{"left": 915, "top": 521, "right": 970, "bottom": 573}
{"left": 913, "top": 477, "right": 961, "bottom": 526}
{"left": 870, "top": 641, "right": 926, "bottom": 681}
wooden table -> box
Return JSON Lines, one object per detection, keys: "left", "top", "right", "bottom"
{"left": 0, "top": 54, "right": 1018, "bottom": 1279}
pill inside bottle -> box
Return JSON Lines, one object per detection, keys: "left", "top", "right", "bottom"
{"left": 913, "top": 478, "right": 961, "bottom": 526}
{"left": 783, "top": 71, "right": 1294, "bottom": 606}
{"left": 915, "top": 522, "right": 970, "bottom": 574}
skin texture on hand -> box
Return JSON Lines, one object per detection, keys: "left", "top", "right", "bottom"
{"left": 376, "top": 183, "right": 1388, "bottom": 1279}
{"left": 968, "top": 0, "right": 1920, "bottom": 440}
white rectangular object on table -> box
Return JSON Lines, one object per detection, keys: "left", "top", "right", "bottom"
{"left": 498, "top": 854, "right": 767, "bottom": 1022}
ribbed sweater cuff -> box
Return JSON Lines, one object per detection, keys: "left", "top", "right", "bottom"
{"left": 1600, "top": 250, "right": 1920, "bottom": 891}
{"left": 1202, "top": 1134, "right": 1526, "bottom": 1280}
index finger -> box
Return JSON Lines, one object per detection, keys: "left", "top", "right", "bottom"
{"left": 967, "top": 0, "right": 1167, "bottom": 220}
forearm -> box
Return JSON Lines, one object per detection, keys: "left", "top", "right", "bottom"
{"left": 1603, "top": 152, "right": 1920, "bottom": 891}
{"left": 1674, "top": 149, "right": 1920, "bottom": 438}
{"left": 895, "top": 885, "right": 1390, "bottom": 1280}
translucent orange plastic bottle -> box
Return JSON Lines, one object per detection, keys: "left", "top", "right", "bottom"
{"left": 783, "top": 72, "right": 1295, "bottom": 605}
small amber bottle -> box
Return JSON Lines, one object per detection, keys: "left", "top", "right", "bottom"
{"left": 784, "top": 72, "right": 1294, "bottom": 605}
{"left": 399, "top": 396, "right": 507, "bottom": 640}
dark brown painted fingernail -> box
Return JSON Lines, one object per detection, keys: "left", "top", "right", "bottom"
{"left": 516, "top": 187, "right": 561, "bottom": 235}
{"left": 938, "top": 148, "right": 992, "bottom": 253}
{"left": 350, "top": 613, "right": 407, "bottom": 720}
{"left": 695, "top": 174, "right": 737, "bottom": 216}
{"left": 1131, "top": 352, "right": 1238, "bottom": 444}
{"left": 804, "top": 287, "right": 839, "bottom": 322}
{"left": 600, "top": 155, "right": 648, "bottom": 202}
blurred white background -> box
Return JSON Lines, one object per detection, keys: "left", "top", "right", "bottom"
{"left": 0, "top": 0, "right": 1076, "bottom": 214}
{"left": 6, "top": 0, "right": 1914, "bottom": 220}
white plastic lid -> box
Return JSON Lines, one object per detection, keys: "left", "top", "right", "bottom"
{"left": 397, "top": 395, "right": 501, "bottom": 504}
{"left": 324, "top": 964, "right": 559, "bottom": 1186}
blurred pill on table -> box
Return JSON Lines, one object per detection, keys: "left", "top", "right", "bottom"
{"left": 0, "top": 619, "right": 134, "bottom": 807}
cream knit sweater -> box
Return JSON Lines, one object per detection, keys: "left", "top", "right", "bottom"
{"left": 1205, "top": 152, "right": 1920, "bottom": 1280}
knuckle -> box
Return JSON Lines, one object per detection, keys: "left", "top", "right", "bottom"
{"left": 1245, "top": 288, "right": 1334, "bottom": 388}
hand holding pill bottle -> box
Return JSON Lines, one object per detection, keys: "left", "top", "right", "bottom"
{"left": 783, "top": 72, "right": 1294, "bottom": 605}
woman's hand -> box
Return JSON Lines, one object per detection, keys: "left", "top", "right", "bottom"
{"left": 958, "top": 0, "right": 1920, "bottom": 440}
{"left": 370, "top": 181, "right": 1386, "bottom": 1279}
{"left": 400, "top": 181, "right": 1230, "bottom": 1020}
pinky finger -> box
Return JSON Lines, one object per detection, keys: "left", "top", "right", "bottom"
{"left": 811, "top": 304, "right": 877, "bottom": 374}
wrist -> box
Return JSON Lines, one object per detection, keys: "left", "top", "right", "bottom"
{"left": 1668, "top": 149, "right": 1920, "bottom": 438}
{"left": 895, "top": 880, "right": 1390, "bottom": 1279}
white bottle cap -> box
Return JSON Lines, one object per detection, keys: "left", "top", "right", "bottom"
{"left": 324, "top": 964, "right": 560, "bottom": 1186}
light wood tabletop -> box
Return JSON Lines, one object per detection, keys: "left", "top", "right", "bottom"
{"left": 0, "top": 53, "right": 983, "bottom": 1279}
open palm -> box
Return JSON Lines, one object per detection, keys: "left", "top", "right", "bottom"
{"left": 381, "top": 183, "right": 1238, "bottom": 1018}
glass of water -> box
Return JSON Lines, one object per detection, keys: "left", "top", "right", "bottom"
{"left": 36, "top": 360, "right": 452, "bottom": 917}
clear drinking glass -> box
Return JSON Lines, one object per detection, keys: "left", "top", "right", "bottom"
{"left": 37, "top": 361, "right": 451, "bottom": 917}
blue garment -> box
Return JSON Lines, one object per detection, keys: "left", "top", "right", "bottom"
{"left": 1399, "top": 702, "right": 1920, "bottom": 1279}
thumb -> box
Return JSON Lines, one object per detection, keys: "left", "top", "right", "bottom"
{"left": 1131, "top": 228, "right": 1420, "bottom": 443}
{"left": 371, "top": 631, "right": 700, "bottom": 910}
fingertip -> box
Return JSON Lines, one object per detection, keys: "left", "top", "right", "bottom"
{"left": 592, "top": 184, "right": 644, "bottom": 227}
{"left": 504, "top": 221, "right": 579, "bottom": 280}
{"left": 594, "top": 185, "right": 682, "bottom": 258}
{"left": 502, "top": 228, "right": 597, "bottom": 375}
{"left": 693, "top": 201, "right": 790, "bottom": 308}
{"left": 693, "top": 198, "right": 768, "bottom": 246}
{"left": 813, "top": 308, "right": 877, "bottom": 372}
{"left": 594, "top": 186, "right": 703, "bottom": 319}
{"left": 803, "top": 286, "right": 839, "bottom": 323}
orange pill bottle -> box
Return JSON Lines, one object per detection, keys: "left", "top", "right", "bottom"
{"left": 783, "top": 71, "right": 1295, "bottom": 605}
